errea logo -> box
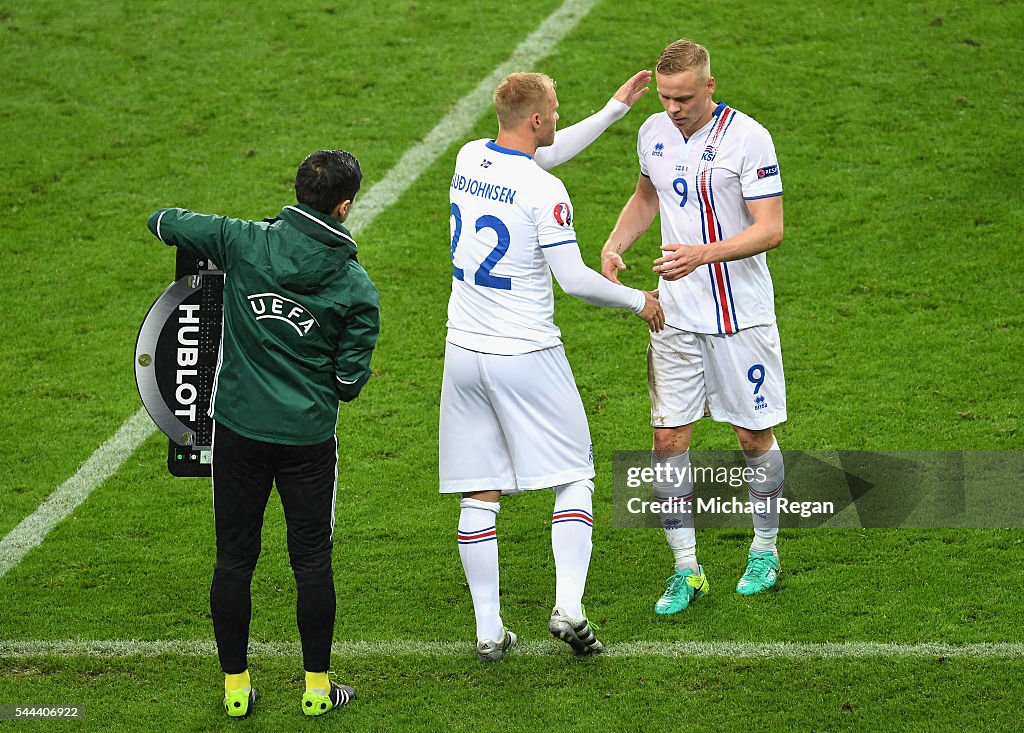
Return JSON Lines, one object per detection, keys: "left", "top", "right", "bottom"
{"left": 248, "top": 292, "right": 320, "bottom": 335}
{"left": 652, "top": 142, "right": 665, "bottom": 157}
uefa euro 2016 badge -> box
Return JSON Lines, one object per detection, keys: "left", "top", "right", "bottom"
{"left": 553, "top": 202, "right": 572, "bottom": 227}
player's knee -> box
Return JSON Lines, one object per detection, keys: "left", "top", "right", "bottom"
{"left": 733, "top": 425, "right": 774, "bottom": 454}
{"left": 653, "top": 426, "right": 691, "bottom": 454}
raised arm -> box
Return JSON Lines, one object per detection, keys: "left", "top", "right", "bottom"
{"left": 148, "top": 208, "right": 238, "bottom": 271}
{"left": 533, "top": 70, "right": 652, "bottom": 170}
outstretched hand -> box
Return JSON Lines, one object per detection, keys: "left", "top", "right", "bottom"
{"left": 637, "top": 289, "right": 664, "bottom": 332}
{"left": 613, "top": 70, "right": 653, "bottom": 107}
{"left": 602, "top": 251, "right": 627, "bottom": 284}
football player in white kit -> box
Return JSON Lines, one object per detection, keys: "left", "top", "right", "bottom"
{"left": 602, "top": 39, "right": 787, "bottom": 614}
{"left": 440, "top": 70, "right": 663, "bottom": 659}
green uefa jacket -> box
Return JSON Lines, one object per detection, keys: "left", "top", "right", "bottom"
{"left": 147, "top": 203, "right": 380, "bottom": 445}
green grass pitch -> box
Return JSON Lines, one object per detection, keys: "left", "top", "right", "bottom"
{"left": 0, "top": 0, "right": 1022, "bottom": 730}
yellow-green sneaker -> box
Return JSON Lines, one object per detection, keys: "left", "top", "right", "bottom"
{"left": 301, "top": 682, "right": 355, "bottom": 717}
{"left": 736, "top": 550, "right": 780, "bottom": 595}
{"left": 223, "top": 687, "right": 256, "bottom": 718}
{"left": 654, "top": 566, "right": 709, "bottom": 615}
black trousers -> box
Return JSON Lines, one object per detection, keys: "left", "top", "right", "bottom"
{"left": 210, "top": 421, "right": 338, "bottom": 674}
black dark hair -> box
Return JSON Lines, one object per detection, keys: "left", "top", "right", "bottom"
{"left": 294, "top": 149, "right": 362, "bottom": 215}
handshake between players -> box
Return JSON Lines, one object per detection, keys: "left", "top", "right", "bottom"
{"left": 637, "top": 289, "right": 664, "bottom": 333}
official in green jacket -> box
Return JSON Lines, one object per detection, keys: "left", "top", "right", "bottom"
{"left": 147, "top": 149, "right": 378, "bottom": 719}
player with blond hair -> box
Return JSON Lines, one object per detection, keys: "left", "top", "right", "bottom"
{"left": 602, "top": 39, "right": 788, "bottom": 614}
{"left": 441, "top": 70, "right": 662, "bottom": 659}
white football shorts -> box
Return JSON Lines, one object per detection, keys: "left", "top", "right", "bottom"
{"left": 439, "top": 342, "right": 595, "bottom": 494}
{"left": 648, "top": 322, "right": 787, "bottom": 430}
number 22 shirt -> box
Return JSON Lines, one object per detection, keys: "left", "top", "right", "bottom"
{"left": 447, "top": 139, "right": 579, "bottom": 355}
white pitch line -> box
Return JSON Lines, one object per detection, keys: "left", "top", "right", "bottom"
{"left": 1, "top": 639, "right": 1023, "bottom": 660}
{"left": 0, "top": 409, "right": 156, "bottom": 579}
{"left": 0, "top": 0, "right": 600, "bottom": 581}
{"left": 350, "top": 0, "right": 601, "bottom": 229}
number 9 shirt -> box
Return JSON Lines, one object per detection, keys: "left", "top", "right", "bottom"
{"left": 638, "top": 101, "right": 783, "bottom": 335}
{"left": 639, "top": 102, "right": 786, "bottom": 430}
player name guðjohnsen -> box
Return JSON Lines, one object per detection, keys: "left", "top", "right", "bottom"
{"left": 449, "top": 174, "right": 518, "bottom": 204}
{"left": 627, "top": 497, "right": 835, "bottom": 519}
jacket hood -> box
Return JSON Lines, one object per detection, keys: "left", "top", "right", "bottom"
{"left": 266, "top": 204, "right": 360, "bottom": 294}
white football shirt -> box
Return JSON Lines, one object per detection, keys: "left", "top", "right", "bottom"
{"left": 638, "top": 102, "right": 783, "bottom": 334}
{"left": 446, "top": 139, "right": 580, "bottom": 355}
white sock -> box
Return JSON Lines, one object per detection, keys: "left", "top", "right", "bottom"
{"left": 653, "top": 451, "right": 698, "bottom": 572}
{"left": 551, "top": 479, "right": 594, "bottom": 618}
{"left": 744, "top": 437, "right": 784, "bottom": 554}
{"left": 457, "top": 498, "right": 503, "bottom": 642}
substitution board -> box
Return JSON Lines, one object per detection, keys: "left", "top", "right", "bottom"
{"left": 135, "top": 250, "right": 223, "bottom": 477}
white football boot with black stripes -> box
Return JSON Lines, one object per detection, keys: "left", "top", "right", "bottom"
{"left": 476, "top": 628, "right": 518, "bottom": 661}
{"left": 549, "top": 607, "right": 604, "bottom": 656}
